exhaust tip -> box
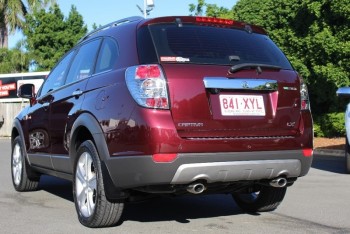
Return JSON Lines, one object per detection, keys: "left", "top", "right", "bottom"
{"left": 187, "top": 183, "right": 206, "bottom": 194}
{"left": 269, "top": 177, "right": 287, "bottom": 188}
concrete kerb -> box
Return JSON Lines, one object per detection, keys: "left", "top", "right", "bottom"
{"left": 314, "top": 148, "right": 344, "bottom": 157}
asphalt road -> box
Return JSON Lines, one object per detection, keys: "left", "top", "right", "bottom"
{"left": 1, "top": 138, "right": 350, "bottom": 234}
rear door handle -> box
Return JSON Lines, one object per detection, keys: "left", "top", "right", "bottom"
{"left": 72, "top": 90, "right": 83, "bottom": 98}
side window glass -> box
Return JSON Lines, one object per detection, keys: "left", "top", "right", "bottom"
{"left": 95, "top": 38, "right": 119, "bottom": 74}
{"left": 65, "top": 39, "right": 101, "bottom": 84}
{"left": 39, "top": 51, "right": 74, "bottom": 96}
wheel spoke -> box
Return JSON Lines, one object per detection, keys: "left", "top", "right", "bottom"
{"left": 77, "top": 185, "right": 87, "bottom": 207}
{"left": 88, "top": 175, "right": 97, "bottom": 190}
{"left": 76, "top": 164, "right": 85, "bottom": 185}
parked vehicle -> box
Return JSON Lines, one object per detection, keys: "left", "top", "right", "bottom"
{"left": 11, "top": 16, "right": 313, "bottom": 228}
{"left": 336, "top": 87, "right": 350, "bottom": 173}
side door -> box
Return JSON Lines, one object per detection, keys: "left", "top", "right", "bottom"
{"left": 26, "top": 51, "right": 75, "bottom": 169}
{"left": 49, "top": 38, "right": 102, "bottom": 174}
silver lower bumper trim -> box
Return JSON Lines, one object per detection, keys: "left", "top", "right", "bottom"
{"left": 171, "top": 159, "right": 301, "bottom": 184}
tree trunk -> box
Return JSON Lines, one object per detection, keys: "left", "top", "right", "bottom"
{"left": 0, "top": 24, "right": 8, "bottom": 48}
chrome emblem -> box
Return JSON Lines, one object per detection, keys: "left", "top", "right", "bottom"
{"left": 283, "top": 86, "right": 297, "bottom": 91}
{"left": 287, "top": 122, "right": 296, "bottom": 127}
{"left": 178, "top": 122, "right": 204, "bottom": 127}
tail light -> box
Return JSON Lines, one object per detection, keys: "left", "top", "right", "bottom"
{"left": 152, "top": 153, "right": 178, "bottom": 163}
{"left": 300, "top": 82, "right": 310, "bottom": 110}
{"left": 302, "top": 148, "right": 313, "bottom": 157}
{"left": 125, "top": 65, "right": 169, "bottom": 109}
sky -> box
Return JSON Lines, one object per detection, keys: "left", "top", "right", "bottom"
{"left": 9, "top": 0, "right": 238, "bottom": 48}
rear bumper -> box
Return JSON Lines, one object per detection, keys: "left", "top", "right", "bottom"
{"left": 104, "top": 150, "right": 312, "bottom": 189}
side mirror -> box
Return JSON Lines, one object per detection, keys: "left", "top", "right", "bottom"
{"left": 18, "top": 83, "right": 35, "bottom": 99}
{"left": 337, "top": 87, "right": 350, "bottom": 98}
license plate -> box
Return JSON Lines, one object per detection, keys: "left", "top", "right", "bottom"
{"left": 219, "top": 95, "right": 265, "bottom": 116}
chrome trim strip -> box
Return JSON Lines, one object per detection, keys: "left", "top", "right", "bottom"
{"left": 203, "top": 77, "right": 278, "bottom": 91}
{"left": 185, "top": 136, "right": 294, "bottom": 140}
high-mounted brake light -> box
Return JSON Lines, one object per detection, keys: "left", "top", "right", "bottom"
{"left": 126, "top": 65, "right": 169, "bottom": 109}
{"left": 196, "top": 16, "right": 233, "bottom": 25}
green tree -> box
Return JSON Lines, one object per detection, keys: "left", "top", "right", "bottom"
{"left": 24, "top": 4, "right": 87, "bottom": 70}
{"left": 0, "top": 0, "right": 55, "bottom": 48}
{"left": 189, "top": 0, "right": 205, "bottom": 16}
{"left": 189, "top": 0, "right": 233, "bottom": 18}
{"left": 0, "top": 46, "right": 28, "bottom": 73}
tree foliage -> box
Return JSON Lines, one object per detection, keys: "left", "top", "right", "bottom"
{"left": 0, "top": 47, "right": 28, "bottom": 73}
{"left": 189, "top": 0, "right": 233, "bottom": 18}
{"left": 0, "top": 0, "right": 55, "bottom": 48}
{"left": 23, "top": 4, "right": 87, "bottom": 70}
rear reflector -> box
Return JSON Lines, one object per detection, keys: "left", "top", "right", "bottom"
{"left": 152, "top": 153, "right": 178, "bottom": 163}
{"left": 302, "top": 148, "right": 313, "bottom": 157}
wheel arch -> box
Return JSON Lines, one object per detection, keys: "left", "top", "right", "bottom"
{"left": 12, "top": 119, "right": 25, "bottom": 149}
{"left": 70, "top": 113, "right": 128, "bottom": 200}
{"left": 11, "top": 118, "right": 40, "bottom": 180}
{"left": 69, "top": 113, "right": 108, "bottom": 165}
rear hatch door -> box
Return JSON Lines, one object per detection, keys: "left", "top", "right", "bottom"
{"left": 163, "top": 64, "right": 301, "bottom": 138}
{"left": 138, "top": 17, "right": 301, "bottom": 139}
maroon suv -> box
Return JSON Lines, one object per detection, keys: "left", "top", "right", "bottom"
{"left": 11, "top": 16, "right": 313, "bottom": 228}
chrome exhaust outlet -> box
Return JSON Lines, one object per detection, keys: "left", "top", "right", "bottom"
{"left": 269, "top": 177, "right": 287, "bottom": 188}
{"left": 187, "top": 183, "right": 206, "bottom": 194}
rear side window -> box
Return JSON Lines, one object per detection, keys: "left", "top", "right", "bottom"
{"left": 141, "top": 24, "right": 292, "bottom": 69}
{"left": 65, "top": 39, "right": 101, "bottom": 84}
{"left": 95, "top": 38, "right": 119, "bottom": 74}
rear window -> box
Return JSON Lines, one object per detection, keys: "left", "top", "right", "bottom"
{"left": 138, "top": 24, "right": 293, "bottom": 69}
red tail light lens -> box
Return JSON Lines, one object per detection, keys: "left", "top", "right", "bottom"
{"left": 302, "top": 148, "right": 313, "bottom": 157}
{"left": 152, "top": 153, "right": 178, "bottom": 163}
{"left": 136, "top": 65, "right": 161, "bottom": 79}
{"left": 126, "top": 65, "right": 169, "bottom": 109}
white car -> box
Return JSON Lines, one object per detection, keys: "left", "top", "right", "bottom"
{"left": 336, "top": 87, "right": 350, "bottom": 173}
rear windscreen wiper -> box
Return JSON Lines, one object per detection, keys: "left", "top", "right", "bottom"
{"left": 229, "top": 63, "right": 282, "bottom": 74}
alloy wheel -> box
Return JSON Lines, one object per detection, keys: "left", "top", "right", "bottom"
{"left": 12, "top": 143, "right": 23, "bottom": 186}
{"left": 75, "top": 152, "right": 97, "bottom": 218}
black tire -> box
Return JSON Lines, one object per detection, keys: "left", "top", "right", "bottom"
{"left": 11, "top": 136, "right": 40, "bottom": 191}
{"left": 73, "top": 140, "right": 124, "bottom": 228}
{"left": 232, "top": 186, "right": 287, "bottom": 213}
{"left": 345, "top": 138, "right": 350, "bottom": 174}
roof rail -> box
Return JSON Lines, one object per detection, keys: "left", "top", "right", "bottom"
{"left": 78, "top": 16, "right": 144, "bottom": 43}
